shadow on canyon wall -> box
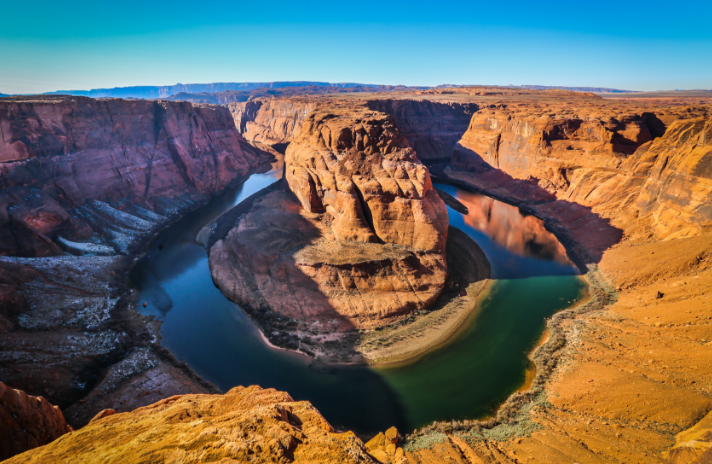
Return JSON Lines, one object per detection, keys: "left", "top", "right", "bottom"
{"left": 434, "top": 143, "right": 625, "bottom": 270}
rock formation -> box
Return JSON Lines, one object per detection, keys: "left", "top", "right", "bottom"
{"left": 229, "top": 98, "right": 319, "bottom": 148}
{"left": 0, "top": 95, "right": 265, "bottom": 432}
{"left": 0, "top": 382, "right": 72, "bottom": 460}
{"left": 5, "top": 385, "right": 379, "bottom": 464}
{"left": 366, "top": 99, "right": 478, "bottom": 162}
{"left": 205, "top": 104, "right": 450, "bottom": 356}
{"left": 664, "top": 409, "right": 712, "bottom": 464}
{"left": 0, "top": 95, "right": 263, "bottom": 257}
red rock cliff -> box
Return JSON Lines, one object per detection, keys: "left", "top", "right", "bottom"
{"left": 0, "top": 382, "right": 72, "bottom": 460}
{"left": 0, "top": 96, "right": 262, "bottom": 257}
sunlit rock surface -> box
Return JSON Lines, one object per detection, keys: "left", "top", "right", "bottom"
{"left": 6, "top": 386, "right": 379, "bottom": 464}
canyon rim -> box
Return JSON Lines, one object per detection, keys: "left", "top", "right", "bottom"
{"left": 1, "top": 78, "right": 712, "bottom": 464}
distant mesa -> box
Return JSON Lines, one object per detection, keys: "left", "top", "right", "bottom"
{"left": 42, "top": 81, "right": 427, "bottom": 100}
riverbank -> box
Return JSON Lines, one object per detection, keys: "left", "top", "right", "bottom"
{"left": 357, "top": 279, "right": 491, "bottom": 366}
{"left": 397, "top": 164, "right": 712, "bottom": 463}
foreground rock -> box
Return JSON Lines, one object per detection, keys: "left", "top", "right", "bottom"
{"left": 0, "top": 382, "right": 72, "bottom": 460}
{"left": 7, "top": 385, "right": 379, "bottom": 464}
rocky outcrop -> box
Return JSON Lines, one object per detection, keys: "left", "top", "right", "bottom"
{"left": 285, "top": 106, "right": 449, "bottom": 251}
{"left": 664, "top": 409, "right": 712, "bottom": 464}
{"left": 0, "top": 382, "right": 72, "bottom": 460}
{"left": 629, "top": 116, "right": 712, "bottom": 239}
{"left": 6, "top": 385, "right": 380, "bottom": 464}
{"left": 206, "top": 105, "right": 449, "bottom": 342}
{"left": 229, "top": 99, "right": 319, "bottom": 148}
{"left": 366, "top": 99, "right": 478, "bottom": 162}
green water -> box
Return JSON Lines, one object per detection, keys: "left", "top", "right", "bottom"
{"left": 131, "top": 162, "right": 587, "bottom": 434}
{"left": 378, "top": 276, "right": 584, "bottom": 427}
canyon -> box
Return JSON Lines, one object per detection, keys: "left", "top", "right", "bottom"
{"left": 0, "top": 95, "right": 270, "bottom": 446}
{"left": 2, "top": 87, "right": 712, "bottom": 464}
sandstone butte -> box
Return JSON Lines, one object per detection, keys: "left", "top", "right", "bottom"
{"left": 3, "top": 88, "right": 712, "bottom": 463}
{"left": 205, "top": 103, "right": 451, "bottom": 342}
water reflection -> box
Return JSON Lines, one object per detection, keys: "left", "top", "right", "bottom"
{"left": 134, "top": 156, "right": 284, "bottom": 318}
{"left": 437, "top": 184, "right": 579, "bottom": 279}
{"left": 129, "top": 163, "right": 585, "bottom": 434}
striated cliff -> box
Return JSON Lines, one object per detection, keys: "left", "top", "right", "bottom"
{"left": 0, "top": 95, "right": 266, "bottom": 459}
{"left": 0, "top": 95, "right": 263, "bottom": 257}
{"left": 0, "top": 382, "right": 72, "bottom": 460}
{"left": 366, "top": 99, "right": 478, "bottom": 162}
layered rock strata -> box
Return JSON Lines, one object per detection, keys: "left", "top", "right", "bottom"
{"left": 6, "top": 385, "right": 380, "bottom": 464}
{"left": 0, "top": 96, "right": 264, "bottom": 440}
{"left": 446, "top": 102, "right": 711, "bottom": 262}
{"left": 366, "top": 99, "right": 478, "bottom": 162}
{"left": 0, "top": 382, "right": 72, "bottom": 460}
{"left": 229, "top": 98, "right": 319, "bottom": 149}
{"left": 0, "top": 95, "right": 262, "bottom": 257}
{"left": 207, "top": 105, "right": 450, "bottom": 354}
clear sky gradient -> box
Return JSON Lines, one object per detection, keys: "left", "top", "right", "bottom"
{"left": 2, "top": 0, "right": 711, "bottom": 94}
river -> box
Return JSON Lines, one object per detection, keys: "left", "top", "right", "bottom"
{"left": 130, "top": 155, "right": 585, "bottom": 434}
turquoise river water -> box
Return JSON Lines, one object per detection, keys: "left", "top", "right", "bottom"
{"left": 130, "top": 157, "right": 585, "bottom": 434}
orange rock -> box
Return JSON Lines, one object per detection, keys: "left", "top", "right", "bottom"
{"left": 285, "top": 106, "right": 449, "bottom": 252}
{"left": 0, "top": 382, "right": 72, "bottom": 461}
{"left": 6, "top": 385, "right": 378, "bottom": 464}
{"left": 88, "top": 408, "right": 115, "bottom": 424}
{"left": 207, "top": 103, "right": 449, "bottom": 336}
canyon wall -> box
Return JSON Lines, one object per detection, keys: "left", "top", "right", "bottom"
{"left": 449, "top": 103, "right": 712, "bottom": 252}
{"left": 366, "top": 99, "right": 478, "bottom": 162}
{"left": 0, "top": 95, "right": 262, "bottom": 257}
{"left": 230, "top": 97, "right": 478, "bottom": 162}
{"left": 228, "top": 99, "right": 319, "bottom": 147}
{"left": 0, "top": 95, "right": 264, "bottom": 458}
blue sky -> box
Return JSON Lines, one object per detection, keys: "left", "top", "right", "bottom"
{"left": 2, "top": 0, "right": 711, "bottom": 94}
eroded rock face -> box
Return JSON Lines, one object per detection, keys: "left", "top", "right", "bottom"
{"left": 366, "top": 99, "right": 478, "bottom": 162}
{"left": 229, "top": 98, "right": 319, "bottom": 147}
{"left": 0, "top": 95, "right": 262, "bottom": 257}
{"left": 448, "top": 102, "right": 712, "bottom": 261}
{"left": 0, "top": 382, "right": 72, "bottom": 461}
{"left": 631, "top": 117, "right": 712, "bottom": 239}
{"left": 6, "top": 385, "right": 379, "bottom": 464}
{"left": 452, "top": 106, "right": 664, "bottom": 191}
{"left": 285, "top": 107, "right": 449, "bottom": 251}
{"left": 207, "top": 105, "right": 449, "bottom": 338}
